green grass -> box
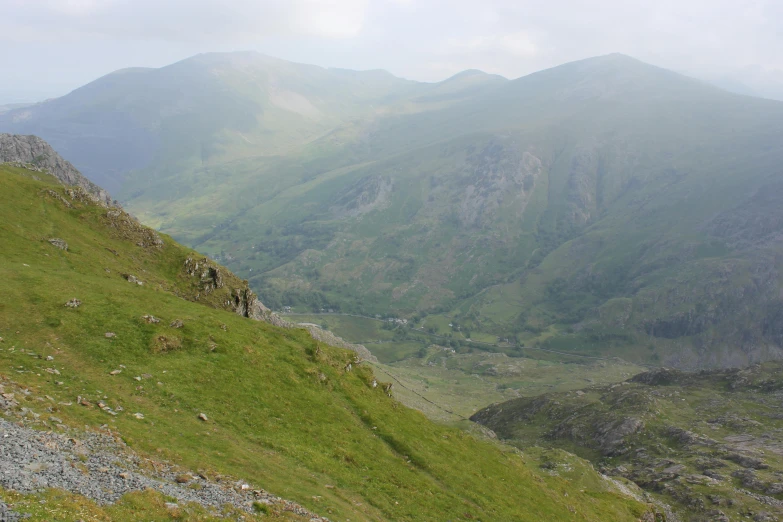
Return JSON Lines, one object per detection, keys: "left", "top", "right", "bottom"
{"left": 0, "top": 166, "right": 650, "bottom": 521}
{"left": 285, "top": 313, "right": 395, "bottom": 344}
{"left": 284, "top": 314, "right": 643, "bottom": 421}
{"left": 0, "top": 488, "right": 282, "bottom": 522}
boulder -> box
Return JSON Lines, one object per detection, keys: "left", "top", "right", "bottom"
{"left": 48, "top": 238, "right": 68, "bottom": 250}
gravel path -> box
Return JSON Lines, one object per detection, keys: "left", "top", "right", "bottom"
{"left": 0, "top": 381, "right": 328, "bottom": 521}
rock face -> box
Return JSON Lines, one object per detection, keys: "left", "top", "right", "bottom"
{"left": 0, "top": 134, "right": 112, "bottom": 206}
{"left": 179, "top": 256, "right": 373, "bottom": 360}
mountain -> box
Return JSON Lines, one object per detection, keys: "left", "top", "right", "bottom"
{"left": 3, "top": 53, "right": 783, "bottom": 368}
{"left": 0, "top": 52, "right": 503, "bottom": 194}
{"left": 0, "top": 148, "right": 653, "bottom": 520}
{"left": 472, "top": 363, "right": 783, "bottom": 521}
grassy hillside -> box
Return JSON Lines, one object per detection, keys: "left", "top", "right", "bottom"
{"left": 0, "top": 164, "right": 652, "bottom": 520}
{"left": 472, "top": 364, "right": 783, "bottom": 521}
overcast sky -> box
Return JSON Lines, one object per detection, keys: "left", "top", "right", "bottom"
{"left": 2, "top": 0, "right": 783, "bottom": 103}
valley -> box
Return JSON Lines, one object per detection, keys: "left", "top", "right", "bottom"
{"left": 2, "top": 47, "right": 783, "bottom": 521}
{"left": 5, "top": 52, "right": 783, "bottom": 369}
{"left": 285, "top": 312, "right": 644, "bottom": 421}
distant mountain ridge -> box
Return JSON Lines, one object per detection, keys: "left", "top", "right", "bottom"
{"left": 0, "top": 51, "right": 504, "bottom": 193}
{"left": 2, "top": 53, "right": 783, "bottom": 368}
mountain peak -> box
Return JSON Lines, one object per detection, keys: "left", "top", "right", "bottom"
{"left": 501, "top": 52, "right": 722, "bottom": 101}
{"left": 445, "top": 69, "right": 504, "bottom": 80}
{"left": 436, "top": 69, "right": 507, "bottom": 86}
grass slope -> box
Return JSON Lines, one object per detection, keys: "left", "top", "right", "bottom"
{"left": 0, "top": 165, "right": 650, "bottom": 521}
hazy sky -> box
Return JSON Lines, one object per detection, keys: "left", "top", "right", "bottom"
{"left": 2, "top": 0, "right": 783, "bottom": 102}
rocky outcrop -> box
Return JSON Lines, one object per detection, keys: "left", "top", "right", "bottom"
{"left": 48, "top": 238, "right": 68, "bottom": 251}
{"left": 179, "top": 256, "right": 372, "bottom": 359}
{"left": 179, "top": 256, "right": 375, "bottom": 360}
{"left": 473, "top": 362, "right": 783, "bottom": 521}
{"left": 0, "top": 134, "right": 112, "bottom": 205}
{"left": 104, "top": 209, "right": 164, "bottom": 247}
{"left": 184, "top": 257, "right": 225, "bottom": 294}
{"left": 231, "top": 287, "right": 269, "bottom": 320}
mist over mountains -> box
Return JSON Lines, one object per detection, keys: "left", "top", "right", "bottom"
{"left": 3, "top": 51, "right": 783, "bottom": 368}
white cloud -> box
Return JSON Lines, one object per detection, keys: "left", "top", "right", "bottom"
{"left": 445, "top": 31, "right": 538, "bottom": 57}
{"left": 291, "top": 0, "right": 367, "bottom": 39}
{"left": 1, "top": 0, "right": 783, "bottom": 100}
{"left": 1, "top": 0, "right": 368, "bottom": 42}
{"left": 45, "top": 0, "right": 110, "bottom": 15}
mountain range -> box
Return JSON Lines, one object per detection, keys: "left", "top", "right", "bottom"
{"left": 3, "top": 51, "right": 783, "bottom": 368}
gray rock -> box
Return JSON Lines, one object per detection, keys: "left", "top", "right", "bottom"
{"left": 0, "top": 501, "right": 24, "bottom": 521}
{"left": 47, "top": 238, "right": 68, "bottom": 251}
{"left": 0, "top": 134, "right": 112, "bottom": 206}
{"left": 767, "top": 483, "right": 783, "bottom": 495}
{"left": 727, "top": 453, "right": 769, "bottom": 469}
{"left": 0, "top": 417, "right": 329, "bottom": 520}
{"left": 662, "top": 464, "right": 686, "bottom": 475}
{"left": 124, "top": 274, "right": 143, "bottom": 286}
{"left": 704, "top": 510, "right": 730, "bottom": 522}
